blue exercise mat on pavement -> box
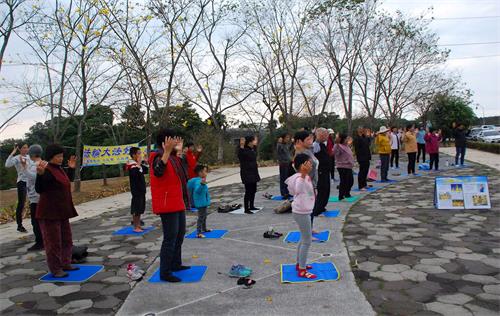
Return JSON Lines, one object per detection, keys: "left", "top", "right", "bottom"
{"left": 149, "top": 266, "right": 207, "bottom": 283}
{"left": 112, "top": 226, "right": 154, "bottom": 236}
{"left": 271, "top": 195, "right": 285, "bottom": 201}
{"left": 185, "top": 229, "right": 228, "bottom": 239}
{"left": 39, "top": 265, "right": 103, "bottom": 283}
{"left": 188, "top": 208, "right": 198, "bottom": 212}
{"left": 281, "top": 262, "right": 340, "bottom": 283}
{"left": 374, "top": 179, "right": 398, "bottom": 183}
{"left": 401, "top": 173, "right": 422, "bottom": 177}
{"left": 285, "top": 231, "right": 330, "bottom": 243}
{"left": 321, "top": 210, "right": 340, "bottom": 218}
{"left": 353, "top": 187, "right": 378, "bottom": 192}
{"left": 329, "top": 196, "right": 360, "bottom": 203}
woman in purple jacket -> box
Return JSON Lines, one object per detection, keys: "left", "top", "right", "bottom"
{"left": 333, "top": 133, "right": 355, "bottom": 200}
{"left": 424, "top": 128, "right": 442, "bottom": 171}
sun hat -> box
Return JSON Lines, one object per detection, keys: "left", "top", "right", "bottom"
{"left": 377, "top": 126, "right": 389, "bottom": 134}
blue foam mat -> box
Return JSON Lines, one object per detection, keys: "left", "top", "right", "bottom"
{"left": 285, "top": 230, "right": 330, "bottom": 243}
{"left": 321, "top": 210, "right": 341, "bottom": 218}
{"left": 39, "top": 265, "right": 103, "bottom": 283}
{"left": 374, "top": 179, "right": 398, "bottom": 183}
{"left": 188, "top": 208, "right": 198, "bottom": 212}
{"left": 329, "top": 196, "right": 360, "bottom": 203}
{"left": 281, "top": 262, "right": 340, "bottom": 283}
{"left": 353, "top": 187, "right": 378, "bottom": 192}
{"left": 149, "top": 266, "right": 207, "bottom": 283}
{"left": 185, "top": 229, "right": 228, "bottom": 239}
{"left": 112, "top": 226, "right": 154, "bottom": 236}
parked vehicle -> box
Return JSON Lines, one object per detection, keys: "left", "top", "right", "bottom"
{"left": 467, "top": 128, "right": 482, "bottom": 141}
{"left": 480, "top": 125, "right": 496, "bottom": 130}
{"left": 478, "top": 130, "right": 500, "bottom": 143}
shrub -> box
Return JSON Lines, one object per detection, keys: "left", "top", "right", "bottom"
{"left": 466, "top": 141, "right": 500, "bottom": 154}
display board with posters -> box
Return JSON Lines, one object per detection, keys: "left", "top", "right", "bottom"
{"left": 82, "top": 144, "right": 148, "bottom": 167}
{"left": 434, "top": 176, "right": 491, "bottom": 209}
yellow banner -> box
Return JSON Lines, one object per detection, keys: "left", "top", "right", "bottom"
{"left": 82, "top": 143, "right": 147, "bottom": 166}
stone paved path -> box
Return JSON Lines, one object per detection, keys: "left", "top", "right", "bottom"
{"left": 0, "top": 179, "right": 279, "bottom": 315}
{"left": 345, "top": 163, "right": 500, "bottom": 315}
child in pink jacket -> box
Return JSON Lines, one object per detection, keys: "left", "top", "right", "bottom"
{"left": 285, "top": 153, "right": 317, "bottom": 279}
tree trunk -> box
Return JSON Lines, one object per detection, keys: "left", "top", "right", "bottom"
{"left": 119, "top": 164, "right": 124, "bottom": 177}
{"left": 102, "top": 165, "right": 108, "bottom": 186}
{"left": 74, "top": 121, "right": 83, "bottom": 192}
{"left": 217, "top": 130, "right": 224, "bottom": 163}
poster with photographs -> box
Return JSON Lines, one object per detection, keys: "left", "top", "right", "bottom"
{"left": 435, "top": 176, "right": 491, "bottom": 210}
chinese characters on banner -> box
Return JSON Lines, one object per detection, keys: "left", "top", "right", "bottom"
{"left": 82, "top": 144, "right": 148, "bottom": 167}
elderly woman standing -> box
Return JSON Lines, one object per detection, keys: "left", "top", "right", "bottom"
{"left": 35, "top": 144, "right": 79, "bottom": 278}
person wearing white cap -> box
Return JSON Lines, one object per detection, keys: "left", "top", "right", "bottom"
{"left": 375, "top": 126, "right": 392, "bottom": 182}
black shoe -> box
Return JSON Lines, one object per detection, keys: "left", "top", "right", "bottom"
{"left": 27, "top": 243, "right": 44, "bottom": 251}
{"left": 263, "top": 231, "right": 279, "bottom": 239}
{"left": 17, "top": 226, "right": 27, "bottom": 233}
{"left": 172, "top": 265, "right": 190, "bottom": 272}
{"left": 160, "top": 274, "right": 181, "bottom": 282}
{"left": 244, "top": 210, "right": 254, "bottom": 214}
{"left": 249, "top": 207, "right": 259, "bottom": 211}
{"left": 345, "top": 194, "right": 352, "bottom": 198}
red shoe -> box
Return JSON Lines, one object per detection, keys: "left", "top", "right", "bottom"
{"left": 297, "top": 268, "right": 317, "bottom": 279}
{"left": 295, "top": 263, "right": 313, "bottom": 271}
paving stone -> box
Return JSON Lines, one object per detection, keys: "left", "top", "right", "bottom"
{"left": 94, "top": 296, "right": 121, "bottom": 309}
{"left": 477, "top": 293, "right": 500, "bottom": 301}
{"left": 5, "top": 268, "right": 43, "bottom": 276}
{"left": 395, "top": 246, "right": 413, "bottom": 252}
{"left": 101, "top": 284, "right": 130, "bottom": 296}
{"left": 444, "top": 246, "right": 473, "bottom": 254}
{"left": 0, "top": 287, "right": 31, "bottom": 299}
{"left": 464, "top": 304, "right": 498, "bottom": 316}
{"left": 381, "top": 264, "right": 410, "bottom": 273}
{"left": 383, "top": 280, "right": 414, "bottom": 291}
{"left": 460, "top": 260, "right": 498, "bottom": 275}
{"left": 435, "top": 250, "right": 457, "bottom": 259}
{"left": 57, "top": 299, "right": 93, "bottom": 314}
{"left": 358, "top": 261, "right": 380, "bottom": 272}
{"left": 48, "top": 285, "right": 81, "bottom": 297}
{"left": 371, "top": 271, "right": 404, "bottom": 282}
{"left": 380, "top": 300, "right": 424, "bottom": 315}
{"left": 436, "top": 293, "right": 473, "bottom": 305}
{"left": 462, "top": 274, "right": 499, "bottom": 285}
{"left": 483, "top": 284, "right": 500, "bottom": 295}
{"left": 458, "top": 253, "right": 487, "bottom": 261}
{"left": 401, "top": 270, "right": 427, "bottom": 282}
{"left": 426, "top": 302, "right": 473, "bottom": 316}
{"left": 0, "top": 299, "right": 14, "bottom": 312}
{"left": 414, "top": 264, "right": 447, "bottom": 274}
{"left": 420, "top": 258, "right": 450, "bottom": 265}
{"left": 482, "top": 257, "right": 500, "bottom": 268}
{"left": 405, "top": 286, "right": 439, "bottom": 303}
{"left": 102, "top": 276, "right": 129, "bottom": 284}
{"left": 32, "top": 283, "right": 58, "bottom": 293}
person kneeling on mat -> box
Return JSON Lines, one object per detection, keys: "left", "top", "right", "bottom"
{"left": 285, "top": 153, "right": 317, "bottom": 279}
{"left": 35, "top": 144, "right": 79, "bottom": 278}
{"left": 149, "top": 129, "right": 190, "bottom": 282}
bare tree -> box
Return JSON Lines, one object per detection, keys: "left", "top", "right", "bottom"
{"left": 0, "top": 0, "right": 38, "bottom": 72}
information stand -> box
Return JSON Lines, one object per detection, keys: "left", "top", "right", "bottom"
{"left": 435, "top": 176, "right": 491, "bottom": 209}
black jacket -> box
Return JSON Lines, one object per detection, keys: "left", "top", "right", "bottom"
{"left": 353, "top": 135, "right": 372, "bottom": 162}
{"left": 128, "top": 163, "right": 148, "bottom": 195}
{"left": 238, "top": 147, "right": 261, "bottom": 184}
{"left": 453, "top": 129, "right": 467, "bottom": 147}
{"left": 314, "top": 142, "right": 332, "bottom": 175}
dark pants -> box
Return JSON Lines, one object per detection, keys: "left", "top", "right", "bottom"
{"left": 30, "top": 203, "right": 43, "bottom": 245}
{"left": 16, "top": 181, "right": 27, "bottom": 228}
{"left": 330, "top": 156, "right": 336, "bottom": 180}
{"left": 338, "top": 168, "right": 353, "bottom": 199}
{"left": 390, "top": 149, "right": 399, "bottom": 168}
{"left": 279, "top": 163, "right": 291, "bottom": 197}
{"left": 358, "top": 161, "right": 370, "bottom": 190}
{"left": 407, "top": 153, "right": 416, "bottom": 175}
{"left": 244, "top": 182, "right": 257, "bottom": 211}
{"left": 38, "top": 219, "right": 72, "bottom": 274}
{"left": 160, "top": 211, "right": 186, "bottom": 277}
{"left": 455, "top": 146, "right": 466, "bottom": 165}
{"left": 311, "top": 171, "right": 330, "bottom": 224}
{"left": 417, "top": 143, "right": 426, "bottom": 163}
{"left": 196, "top": 207, "right": 208, "bottom": 233}
{"left": 429, "top": 153, "right": 439, "bottom": 170}
{"left": 380, "top": 154, "right": 390, "bottom": 181}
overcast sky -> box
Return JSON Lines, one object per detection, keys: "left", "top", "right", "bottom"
{"left": 0, "top": 0, "right": 499, "bottom": 141}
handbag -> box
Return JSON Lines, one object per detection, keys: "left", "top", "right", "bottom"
{"left": 368, "top": 169, "right": 378, "bottom": 181}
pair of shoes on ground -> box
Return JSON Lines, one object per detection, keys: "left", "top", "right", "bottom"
{"left": 229, "top": 264, "right": 252, "bottom": 278}
{"left": 159, "top": 265, "right": 191, "bottom": 283}
{"left": 296, "top": 263, "right": 317, "bottom": 279}
{"left": 244, "top": 207, "right": 259, "bottom": 214}
{"left": 237, "top": 277, "right": 256, "bottom": 289}
{"left": 263, "top": 229, "right": 283, "bottom": 239}
{"left": 127, "top": 263, "right": 146, "bottom": 281}
{"left": 217, "top": 204, "right": 242, "bottom": 213}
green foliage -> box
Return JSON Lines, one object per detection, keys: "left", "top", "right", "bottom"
{"left": 430, "top": 94, "right": 477, "bottom": 138}
{"left": 192, "top": 126, "right": 237, "bottom": 165}
{"left": 152, "top": 101, "right": 204, "bottom": 132}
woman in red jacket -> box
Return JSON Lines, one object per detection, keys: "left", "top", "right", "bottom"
{"left": 35, "top": 144, "right": 79, "bottom": 278}
{"left": 149, "top": 129, "right": 190, "bottom": 282}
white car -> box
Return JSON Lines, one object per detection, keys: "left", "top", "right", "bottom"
{"left": 478, "top": 130, "right": 500, "bottom": 143}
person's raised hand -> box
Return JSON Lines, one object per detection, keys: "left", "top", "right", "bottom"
{"left": 162, "top": 136, "right": 177, "bottom": 153}
{"left": 278, "top": 137, "right": 283, "bottom": 144}
{"left": 347, "top": 137, "right": 353, "bottom": 146}
{"left": 20, "top": 156, "right": 27, "bottom": 169}
{"left": 36, "top": 161, "right": 48, "bottom": 175}
{"left": 68, "top": 155, "right": 78, "bottom": 169}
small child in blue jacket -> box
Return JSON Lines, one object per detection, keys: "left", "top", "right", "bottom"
{"left": 187, "top": 164, "right": 211, "bottom": 238}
